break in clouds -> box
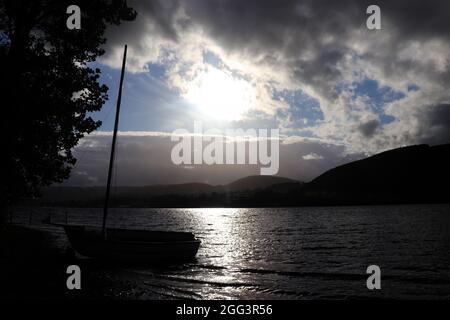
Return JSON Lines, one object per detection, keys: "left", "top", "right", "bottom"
{"left": 68, "top": 0, "right": 450, "bottom": 186}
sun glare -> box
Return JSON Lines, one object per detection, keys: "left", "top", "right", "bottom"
{"left": 185, "top": 66, "right": 255, "bottom": 121}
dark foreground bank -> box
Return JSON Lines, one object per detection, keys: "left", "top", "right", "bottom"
{"left": 0, "top": 225, "right": 164, "bottom": 300}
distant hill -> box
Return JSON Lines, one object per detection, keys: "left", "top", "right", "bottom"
{"left": 224, "top": 175, "right": 296, "bottom": 192}
{"left": 37, "top": 175, "right": 298, "bottom": 206}
{"left": 305, "top": 144, "right": 450, "bottom": 204}
{"left": 29, "top": 144, "right": 450, "bottom": 207}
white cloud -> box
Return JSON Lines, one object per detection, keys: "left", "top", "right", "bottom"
{"left": 98, "top": 0, "right": 450, "bottom": 158}
{"left": 302, "top": 153, "right": 324, "bottom": 160}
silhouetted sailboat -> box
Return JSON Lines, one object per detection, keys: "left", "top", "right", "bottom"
{"left": 57, "top": 45, "right": 200, "bottom": 262}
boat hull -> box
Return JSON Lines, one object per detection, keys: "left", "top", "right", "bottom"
{"left": 62, "top": 225, "right": 201, "bottom": 262}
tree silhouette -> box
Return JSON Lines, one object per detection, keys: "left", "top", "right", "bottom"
{"left": 0, "top": 0, "right": 136, "bottom": 210}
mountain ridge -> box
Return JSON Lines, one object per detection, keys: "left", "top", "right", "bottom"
{"left": 31, "top": 143, "right": 450, "bottom": 207}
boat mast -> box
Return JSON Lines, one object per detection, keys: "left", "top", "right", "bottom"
{"left": 102, "top": 44, "right": 127, "bottom": 238}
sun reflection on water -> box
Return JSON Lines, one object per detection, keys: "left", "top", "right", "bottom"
{"left": 185, "top": 208, "right": 251, "bottom": 292}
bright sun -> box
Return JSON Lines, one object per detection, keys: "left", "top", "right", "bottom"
{"left": 185, "top": 66, "right": 255, "bottom": 121}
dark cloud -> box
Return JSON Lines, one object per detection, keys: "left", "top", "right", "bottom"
{"left": 419, "top": 103, "right": 450, "bottom": 145}
{"left": 381, "top": 1, "right": 450, "bottom": 39}
{"left": 358, "top": 119, "right": 379, "bottom": 138}
{"left": 97, "top": 0, "right": 450, "bottom": 168}
{"left": 429, "top": 103, "right": 450, "bottom": 126}
{"left": 108, "top": 2, "right": 449, "bottom": 98}
{"left": 106, "top": 0, "right": 181, "bottom": 43}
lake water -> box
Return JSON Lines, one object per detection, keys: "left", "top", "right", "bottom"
{"left": 11, "top": 204, "right": 450, "bottom": 299}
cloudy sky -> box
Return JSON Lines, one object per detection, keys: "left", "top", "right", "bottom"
{"left": 67, "top": 0, "right": 450, "bottom": 186}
